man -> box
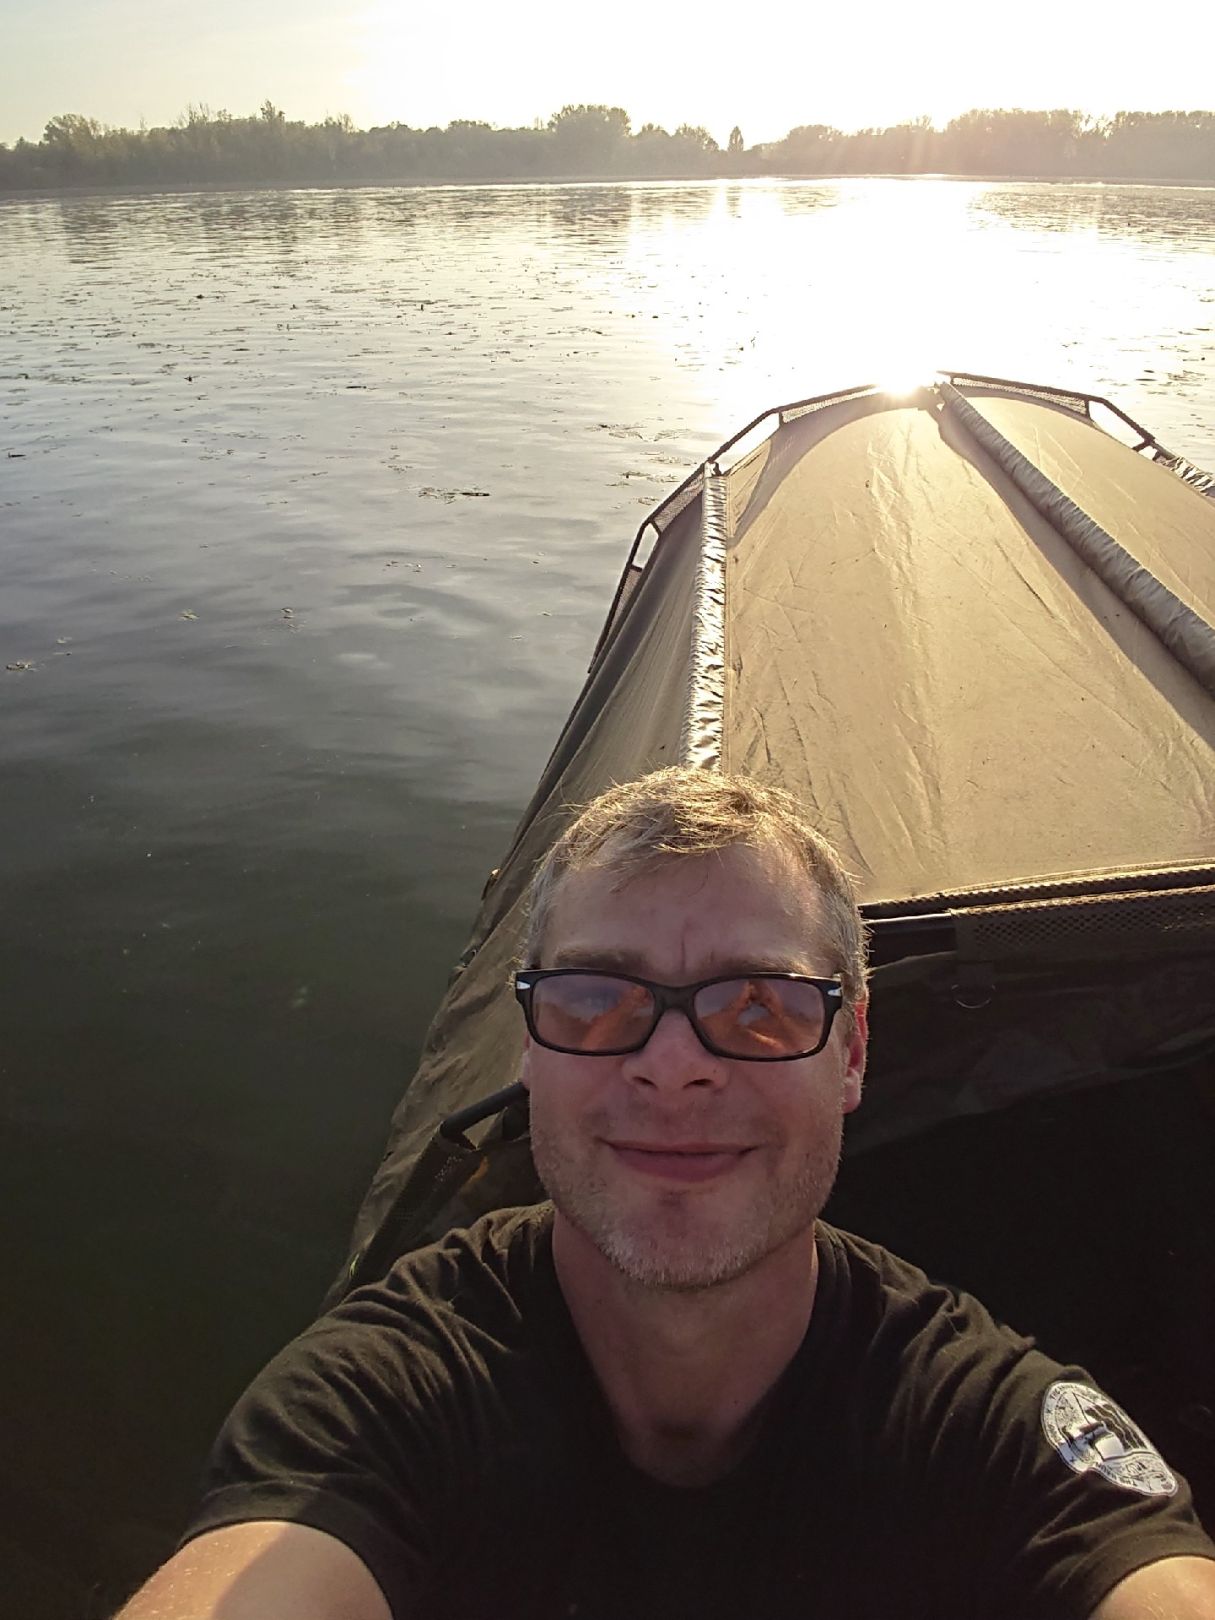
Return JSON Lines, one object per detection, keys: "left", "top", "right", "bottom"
{"left": 118, "top": 769, "right": 1215, "bottom": 1619}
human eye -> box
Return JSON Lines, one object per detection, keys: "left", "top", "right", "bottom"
{"left": 535, "top": 973, "right": 652, "bottom": 1052}
{"left": 564, "top": 975, "right": 631, "bottom": 1018}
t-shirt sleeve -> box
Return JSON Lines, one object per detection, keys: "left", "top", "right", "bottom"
{"left": 180, "top": 1290, "right": 457, "bottom": 1620}
{"left": 975, "top": 1354, "right": 1212, "bottom": 1616}
{"left": 886, "top": 1285, "right": 1215, "bottom": 1619}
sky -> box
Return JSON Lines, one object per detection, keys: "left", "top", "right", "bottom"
{"left": 2, "top": 0, "right": 1213, "bottom": 149}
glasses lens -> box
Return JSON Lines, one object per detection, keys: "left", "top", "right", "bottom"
{"left": 694, "top": 977, "right": 827, "bottom": 1058}
{"left": 531, "top": 973, "right": 657, "bottom": 1053}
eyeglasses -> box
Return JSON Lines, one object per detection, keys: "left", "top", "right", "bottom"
{"left": 514, "top": 969, "right": 843, "bottom": 1062}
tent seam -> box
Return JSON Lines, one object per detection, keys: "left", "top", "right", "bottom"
{"left": 939, "top": 382, "right": 1215, "bottom": 698}
{"left": 679, "top": 466, "right": 728, "bottom": 769}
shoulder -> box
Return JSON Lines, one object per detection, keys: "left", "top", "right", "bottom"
{"left": 180, "top": 1205, "right": 565, "bottom": 1614}
{"left": 814, "top": 1222, "right": 1118, "bottom": 1451}
{"left": 363, "top": 1202, "right": 557, "bottom": 1316}
{"left": 287, "top": 1202, "right": 560, "bottom": 1394}
{"left": 322, "top": 1203, "right": 555, "bottom": 1329}
{"left": 200, "top": 1201, "right": 562, "bottom": 1495}
{"left": 819, "top": 1219, "right": 1008, "bottom": 1313}
{"left": 813, "top": 1224, "right": 1215, "bottom": 1617}
{"left": 811, "top": 1222, "right": 1057, "bottom": 1488}
{"left": 815, "top": 1221, "right": 1033, "bottom": 1369}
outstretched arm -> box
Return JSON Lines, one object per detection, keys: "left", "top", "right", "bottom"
{"left": 114, "top": 1522, "right": 393, "bottom": 1620}
{"left": 1090, "top": 1555, "right": 1215, "bottom": 1618}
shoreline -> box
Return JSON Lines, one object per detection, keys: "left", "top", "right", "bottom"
{"left": 3, "top": 170, "right": 1213, "bottom": 201}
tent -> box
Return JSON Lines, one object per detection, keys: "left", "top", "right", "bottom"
{"left": 332, "top": 372, "right": 1215, "bottom": 1517}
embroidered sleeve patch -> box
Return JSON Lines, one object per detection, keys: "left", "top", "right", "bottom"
{"left": 1041, "top": 1380, "right": 1177, "bottom": 1497}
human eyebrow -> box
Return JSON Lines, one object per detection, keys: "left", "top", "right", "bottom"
{"left": 548, "top": 946, "right": 651, "bottom": 973}
{"left": 706, "top": 958, "right": 821, "bottom": 978}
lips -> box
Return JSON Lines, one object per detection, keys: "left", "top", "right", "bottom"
{"left": 606, "top": 1142, "right": 753, "bottom": 1183}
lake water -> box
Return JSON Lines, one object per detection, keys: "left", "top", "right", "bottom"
{"left": 2, "top": 177, "right": 1214, "bottom": 1614}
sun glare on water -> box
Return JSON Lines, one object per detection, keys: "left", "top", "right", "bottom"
{"left": 616, "top": 180, "right": 1005, "bottom": 430}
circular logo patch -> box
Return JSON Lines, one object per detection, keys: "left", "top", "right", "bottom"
{"left": 1041, "top": 1380, "right": 1177, "bottom": 1497}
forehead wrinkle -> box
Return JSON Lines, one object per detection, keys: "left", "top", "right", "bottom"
{"left": 542, "top": 851, "right": 833, "bottom": 980}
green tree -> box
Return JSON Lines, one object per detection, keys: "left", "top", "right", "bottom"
{"left": 547, "top": 104, "right": 631, "bottom": 171}
{"left": 670, "top": 124, "right": 720, "bottom": 174}
{"left": 629, "top": 122, "right": 673, "bottom": 176}
{"left": 673, "top": 123, "right": 718, "bottom": 153}
{"left": 0, "top": 99, "right": 1212, "bottom": 190}
{"left": 43, "top": 112, "right": 105, "bottom": 147}
{"left": 40, "top": 113, "right": 109, "bottom": 179}
{"left": 775, "top": 123, "right": 843, "bottom": 174}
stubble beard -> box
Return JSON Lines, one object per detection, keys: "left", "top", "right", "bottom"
{"left": 530, "top": 1108, "right": 846, "bottom": 1294}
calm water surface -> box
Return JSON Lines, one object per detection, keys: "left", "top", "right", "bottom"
{"left": 1, "top": 178, "right": 1213, "bottom": 1613}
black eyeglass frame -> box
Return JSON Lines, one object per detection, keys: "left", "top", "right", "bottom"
{"left": 513, "top": 968, "right": 844, "bottom": 1062}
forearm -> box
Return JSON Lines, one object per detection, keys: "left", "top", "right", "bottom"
{"left": 114, "top": 1522, "right": 393, "bottom": 1620}
{"left": 1089, "top": 1554, "right": 1215, "bottom": 1619}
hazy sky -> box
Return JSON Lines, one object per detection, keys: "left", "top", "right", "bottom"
{"left": 3, "top": 0, "right": 1212, "bottom": 148}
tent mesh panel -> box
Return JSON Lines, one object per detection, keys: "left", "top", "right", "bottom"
{"left": 651, "top": 477, "right": 703, "bottom": 536}
{"left": 954, "top": 886, "right": 1215, "bottom": 963}
{"left": 864, "top": 865, "right": 1215, "bottom": 918}
{"left": 943, "top": 371, "right": 1092, "bottom": 415}
{"left": 782, "top": 385, "right": 877, "bottom": 424}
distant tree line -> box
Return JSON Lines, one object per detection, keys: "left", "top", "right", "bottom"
{"left": 2, "top": 101, "right": 1213, "bottom": 189}
{"left": 771, "top": 109, "right": 1215, "bottom": 181}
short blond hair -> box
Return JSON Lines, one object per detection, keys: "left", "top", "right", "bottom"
{"left": 522, "top": 767, "right": 867, "bottom": 1012}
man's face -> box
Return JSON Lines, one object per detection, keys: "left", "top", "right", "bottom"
{"left": 522, "top": 841, "right": 866, "bottom": 1292}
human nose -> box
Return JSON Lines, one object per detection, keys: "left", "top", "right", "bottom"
{"left": 618, "top": 1006, "right": 730, "bottom": 1091}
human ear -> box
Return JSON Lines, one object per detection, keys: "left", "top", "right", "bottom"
{"left": 841, "top": 1001, "right": 868, "bottom": 1113}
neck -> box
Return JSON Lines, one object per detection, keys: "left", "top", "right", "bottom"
{"left": 552, "top": 1215, "right": 819, "bottom": 1486}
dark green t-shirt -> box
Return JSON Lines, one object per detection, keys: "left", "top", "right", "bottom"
{"left": 185, "top": 1206, "right": 1213, "bottom": 1618}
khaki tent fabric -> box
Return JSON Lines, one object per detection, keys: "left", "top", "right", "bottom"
{"left": 332, "top": 379, "right": 1215, "bottom": 1298}
{"left": 974, "top": 394, "right": 1215, "bottom": 626}
{"left": 725, "top": 394, "right": 1215, "bottom": 903}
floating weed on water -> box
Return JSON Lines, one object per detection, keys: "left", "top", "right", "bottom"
{"left": 597, "top": 423, "right": 645, "bottom": 439}
{"left": 5, "top": 660, "right": 34, "bottom": 672}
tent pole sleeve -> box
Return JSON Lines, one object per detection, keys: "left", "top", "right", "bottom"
{"left": 679, "top": 465, "right": 728, "bottom": 768}
{"left": 937, "top": 382, "right": 1215, "bottom": 698}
